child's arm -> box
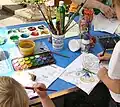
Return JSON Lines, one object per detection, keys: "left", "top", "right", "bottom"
{"left": 34, "top": 83, "right": 55, "bottom": 107}
{"left": 97, "top": 67, "right": 120, "bottom": 94}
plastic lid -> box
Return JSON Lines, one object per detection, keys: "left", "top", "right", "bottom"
{"left": 59, "top": 1, "right": 64, "bottom": 6}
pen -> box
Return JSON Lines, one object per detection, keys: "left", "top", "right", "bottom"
{"left": 25, "top": 86, "right": 57, "bottom": 92}
{"left": 51, "top": 51, "right": 70, "bottom": 58}
{"left": 83, "top": 68, "right": 96, "bottom": 74}
{"left": 99, "top": 40, "right": 109, "bottom": 63}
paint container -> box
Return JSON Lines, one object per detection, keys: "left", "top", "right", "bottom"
{"left": 31, "top": 31, "right": 39, "bottom": 36}
{"left": 52, "top": 34, "right": 65, "bottom": 50}
{"left": 10, "top": 35, "right": 19, "bottom": 44}
{"left": 21, "top": 34, "right": 29, "bottom": 38}
{"left": 68, "top": 39, "right": 81, "bottom": 52}
{"left": 18, "top": 40, "right": 35, "bottom": 56}
{"left": 28, "top": 27, "right": 36, "bottom": 31}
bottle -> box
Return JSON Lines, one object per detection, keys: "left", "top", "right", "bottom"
{"left": 56, "top": 1, "right": 65, "bottom": 35}
{"left": 81, "top": 32, "right": 90, "bottom": 53}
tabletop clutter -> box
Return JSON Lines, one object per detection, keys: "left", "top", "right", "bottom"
{"left": 1, "top": 0, "right": 119, "bottom": 100}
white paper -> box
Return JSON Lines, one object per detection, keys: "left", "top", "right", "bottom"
{"left": 0, "top": 48, "right": 12, "bottom": 75}
{"left": 93, "top": 13, "right": 120, "bottom": 34}
{"left": 12, "top": 64, "right": 64, "bottom": 98}
{"left": 52, "top": 17, "right": 79, "bottom": 38}
{"left": 60, "top": 53, "right": 100, "bottom": 94}
{"left": 64, "top": 17, "right": 80, "bottom": 38}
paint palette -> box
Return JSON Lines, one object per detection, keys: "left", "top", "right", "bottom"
{"left": 8, "top": 24, "right": 51, "bottom": 43}
{"left": 11, "top": 52, "right": 55, "bottom": 71}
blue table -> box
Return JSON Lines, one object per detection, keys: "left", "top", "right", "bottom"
{"left": 0, "top": 19, "right": 113, "bottom": 105}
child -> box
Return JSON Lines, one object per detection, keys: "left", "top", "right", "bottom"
{"left": 0, "top": 76, "right": 55, "bottom": 107}
{"left": 70, "top": 0, "right": 115, "bottom": 18}
{"left": 97, "top": 1, "right": 120, "bottom": 105}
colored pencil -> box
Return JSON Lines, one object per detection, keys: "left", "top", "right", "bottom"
{"left": 51, "top": 51, "right": 70, "bottom": 58}
{"left": 25, "top": 86, "right": 57, "bottom": 92}
{"left": 99, "top": 40, "right": 109, "bottom": 63}
{"left": 83, "top": 68, "right": 96, "bottom": 75}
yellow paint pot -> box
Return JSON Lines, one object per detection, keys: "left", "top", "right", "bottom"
{"left": 18, "top": 40, "right": 35, "bottom": 56}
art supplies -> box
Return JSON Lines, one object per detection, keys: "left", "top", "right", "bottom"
{"left": 56, "top": 1, "right": 65, "bottom": 35}
{"left": 25, "top": 86, "right": 57, "bottom": 92}
{"left": 51, "top": 51, "right": 70, "bottom": 58}
{"left": 38, "top": 4, "right": 57, "bottom": 35}
{"left": 11, "top": 51, "right": 56, "bottom": 71}
{"left": 60, "top": 53, "right": 100, "bottom": 94}
{"left": 64, "top": 0, "right": 88, "bottom": 32}
{"left": 68, "top": 39, "right": 81, "bottom": 52}
{"left": 52, "top": 34, "right": 65, "bottom": 50}
{"left": 18, "top": 40, "right": 35, "bottom": 56}
{"left": 12, "top": 64, "right": 64, "bottom": 98}
{"left": 7, "top": 25, "right": 50, "bottom": 43}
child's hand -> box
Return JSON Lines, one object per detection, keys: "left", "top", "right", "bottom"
{"left": 33, "top": 83, "right": 48, "bottom": 99}
{"left": 97, "top": 52, "right": 111, "bottom": 61}
{"left": 99, "top": 4, "right": 115, "bottom": 18}
{"left": 97, "top": 67, "right": 108, "bottom": 80}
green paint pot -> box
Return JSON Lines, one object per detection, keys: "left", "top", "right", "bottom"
{"left": 10, "top": 35, "right": 19, "bottom": 42}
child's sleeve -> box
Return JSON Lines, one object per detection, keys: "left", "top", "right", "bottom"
{"left": 108, "top": 41, "right": 120, "bottom": 79}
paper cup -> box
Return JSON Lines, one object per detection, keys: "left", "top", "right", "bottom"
{"left": 52, "top": 34, "right": 65, "bottom": 50}
{"left": 68, "top": 39, "right": 81, "bottom": 52}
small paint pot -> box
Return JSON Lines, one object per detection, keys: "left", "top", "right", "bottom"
{"left": 38, "top": 25, "right": 45, "bottom": 29}
{"left": 28, "top": 27, "right": 36, "bottom": 31}
{"left": 21, "top": 34, "right": 29, "bottom": 38}
{"left": 10, "top": 35, "right": 19, "bottom": 43}
{"left": 31, "top": 31, "right": 39, "bottom": 36}
{"left": 18, "top": 40, "right": 35, "bottom": 56}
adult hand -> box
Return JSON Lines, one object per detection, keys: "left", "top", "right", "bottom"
{"left": 99, "top": 4, "right": 115, "bottom": 18}
{"left": 97, "top": 52, "right": 111, "bottom": 61}
{"left": 33, "top": 83, "right": 48, "bottom": 99}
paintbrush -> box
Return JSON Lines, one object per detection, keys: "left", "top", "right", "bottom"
{"left": 64, "top": 0, "right": 88, "bottom": 31}
{"left": 99, "top": 40, "right": 109, "bottom": 63}
{"left": 83, "top": 68, "right": 96, "bottom": 75}
{"left": 51, "top": 51, "right": 70, "bottom": 58}
{"left": 65, "top": 22, "right": 77, "bottom": 33}
{"left": 25, "top": 86, "right": 57, "bottom": 92}
{"left": 38, "top": 4, "right": 57, "bottom": 35}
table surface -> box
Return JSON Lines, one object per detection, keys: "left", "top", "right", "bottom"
{"left": 0, "top": 16, "right": 113, "bottom": 105}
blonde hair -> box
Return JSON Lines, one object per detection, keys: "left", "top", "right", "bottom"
{"left": 0, "top": 76, "right": 29, "bottom": 107}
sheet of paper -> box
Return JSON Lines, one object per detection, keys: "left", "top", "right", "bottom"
{"left": 60, "top": 53, "right": 100, "bottom": 94}
{"left": 0, "top": 48, "right": 12, "bottom": 75}
{"left": 93, "top": 13, "right": 120, "bottom": 34}
{"left": 12, "top": 64, "right": 64, "bottom": 98}
{"left": 64, "top": 17, "right": 80, "bottom": 38}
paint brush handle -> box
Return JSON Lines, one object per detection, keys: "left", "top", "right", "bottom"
{"left": 25, "top": 86, "right": 57, "bottom": 92}
{"left": 99, "top": 40, "right": 109, "bottom": 63}
{"left": 51, "top": 51, "right": 70, "bottom": 58}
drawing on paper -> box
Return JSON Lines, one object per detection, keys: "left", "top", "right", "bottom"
{"left": 80, "top": 72, "right": 95, "bottom": 83}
